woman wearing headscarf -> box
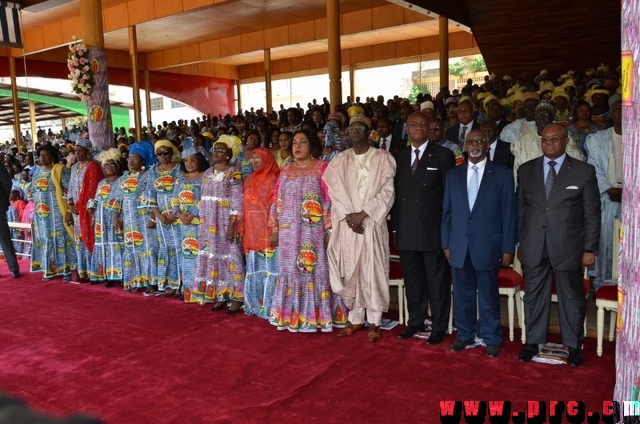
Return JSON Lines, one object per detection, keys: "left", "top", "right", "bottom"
{"left": 240, "top": 147, "right": 280, "bottom": 319}
{"left": 113, "top": 141, "right": 159, "bottom": 292}
{"left": 192, "top": 135, "right": 245, "bottom": 314}
{"left": 172, "top": 148, "right": 207, "bottom": 298}
{"left": 66, "top": 138, "right": 104, "bottom": 283}
{"left": 87, "top": 149, "right": 125, "bottom": 287}
{"left": 30, "top": 144, "right": 76, "bottom": 281}
{"left": 147, "top": 139, "right": 183, "bottom": 296}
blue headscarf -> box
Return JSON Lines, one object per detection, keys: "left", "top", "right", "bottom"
{"left": 129, "top": 140, "right": 157, "bottom": 167}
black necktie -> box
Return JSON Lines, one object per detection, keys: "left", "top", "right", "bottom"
{"left": 381, "top": 138, "right": 387, "bottom": 150}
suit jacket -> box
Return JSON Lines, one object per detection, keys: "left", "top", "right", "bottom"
{"left": 392, "top": 142, "right": 455, "bottom": 251}
{"left": 0, "top": 165, "right": 12, "bottom": 212}
{"left": 516, "top": 155, "right": 601, "bottom": 270}
{"left": 445, "top": 121, "right": 481, "bottom": 146}
{"left": 441, "top": 160, "right": 516, "bottom": 271}
{"left": 391, "top": 121, "right": 408, "bottom": 144}
{"left": 495, "top": 118, "right": 509, "bottom": 135}
{"left": 492, "top": 140, "right": 515, "bottom": 169}
{"left": 383, "top": 134, "right": 407, "bottom": 161}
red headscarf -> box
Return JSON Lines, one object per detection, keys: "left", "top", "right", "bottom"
{"left": 242, "top": 147, "right": 280, "bottom": 253}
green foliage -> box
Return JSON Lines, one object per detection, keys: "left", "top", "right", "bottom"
{"left": 407, "top": 84, "right": 430, "bottom": 104}
{"left": 468, "top": 56, "right": 487, "bottom": 73}
{"left": 449, "top": 60, "right": 466, "bottom": 77}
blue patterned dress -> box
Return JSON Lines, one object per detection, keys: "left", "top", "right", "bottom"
{"left": 147, "top": 164, "right": 183, "bottom": 291}
{"left": 192, "top": 167, "right": 245, "bottom": 304}
{"left": 268, "top": 161, "right": 348, "bottom": 332}
{"left": 113, "top": 171, "right": 158, "bottom": 290}
{"left": 30, "top": 166, "right": 76, "bottom": 278}
{"left": 87, "top": 177, "right": 124, "bottom": 282}
{"left": 171, "top": 174, "right": 203, "bottom": 294}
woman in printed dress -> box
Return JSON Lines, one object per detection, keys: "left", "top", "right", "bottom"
{"left": 192, "top": 135, "right": 245, "bottom": 314}
{"left": 268, "top": 129, "right": 348, "bottom": 332}
{"left": 148, "top": 139, "right": 183, "bottom": 296}
{"left": 240, "top": 147, "right": 280, "bottom": 319}
{"left": 30, "top": 144, "right": 76, "bottom": 281}
{"left": 66, "top": 138, "right": 103, "bottom": 282}
{"left": 172, "top": 148, "right": 207, "bottom": 298}
{"left": 87, "top": 149, "right": 124, "bottom": 287}
{"left": 113, "top": 141, "right": 158, "bottom": 292}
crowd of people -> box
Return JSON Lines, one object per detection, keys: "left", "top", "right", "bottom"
{"left": 0, "top": 64, "right": 622, "bottom": 364}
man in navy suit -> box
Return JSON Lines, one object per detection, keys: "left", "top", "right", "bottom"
{"left": 441, "top": 129, "right": 517, "bottom": 357}
{"left": 445, "top": 99, "right": 480, "bottom": 147}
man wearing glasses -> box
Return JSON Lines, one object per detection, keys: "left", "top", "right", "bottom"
{"left": 323, "top": 114, "right": 396, "bottom": 342}
{"left": 516, "top": 123, "right": 600, "bottom": 367}
{"left": 445, "top": 99, "right": 480, "bottom": 148}
{"left": 441, "top": 130, "right": 516, "bottom": 358}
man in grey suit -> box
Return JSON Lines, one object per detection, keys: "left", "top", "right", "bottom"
{"left": 516, "top": 123, "right": 600, "bottom": 367}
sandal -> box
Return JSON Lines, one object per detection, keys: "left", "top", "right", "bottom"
{"left": 164, "top": 288, "right": 176, "bottom": 297}
{"left": 226, "top": 300, "right": 243, "bottom": 315}
{"left": 211, "top": 301, "right": 226, "bottom": 312}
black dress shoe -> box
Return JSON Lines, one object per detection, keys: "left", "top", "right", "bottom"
{"left": 427, "top": 331, "right": 446, "bottom": 345}
{"left": 398, "top": 326, "right": 421, "bottom": 339}
{"left": 486, "top": 345, "right": 500, "bottom": 358}
{"left": 11, "top": 271, "right": 21, "bottom": 279}
{"left": 104, "top": 281, "right": 114, "bottom": 288}
{"left": 518, "top": 343, "right": 539, "bottom": 362}
{"left": 568, "top": 347, "right": 583, "bottom": 367}
{"left": 450, "top": 339, "right": 474, "bottom": 352}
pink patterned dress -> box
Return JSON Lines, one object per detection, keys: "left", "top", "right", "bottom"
{"left": 191, "top": 167, "right": 245, "bottom": 304}
{"left": 268, "top": 161, "right": 348, "bottom": 332}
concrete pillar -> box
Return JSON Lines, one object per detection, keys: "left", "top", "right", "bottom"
{"left": 349, "top": 64, "right": 355, "bottom": 103}
{"left": 439, "top": 16, "right": 449, "bottom": 90}
{"left": 8, "top": 57, "right": 21, "bottom": 150}
{"left": 80, "top": 0, "right": 113, "bottom": 150}
{"left": 327, "top": 0, "right": 342, "bottom": 113}
{"left": 144, "top": 70, "right": 152, "bottom": 125}
{"left": 29, "top": 100, "right": 37, "bottom": 149}
{"left": 237, "top": 80, "right": 242, "bottom": 114}
{"left": 129, "top": 25, "right": 142, "bottom": 141}
{"left": 264, "top": 48, "right": 272, "bottom": 114}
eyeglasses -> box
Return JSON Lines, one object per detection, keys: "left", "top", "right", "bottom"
{"left": 464, "top": 138, "right": 487, "bottom": 145}
{"left": 457, "top": 108, "right": 472, "bottom": 114}
{"left": 156, "top": 150, "right": 172, "bottom": 156}
{"left": 428, "top": 127, "right": 442, "bottom": 132}
{"left": 212, "top": 148, "right": 227, "bottom": 153}
{"left": 541, "top": 136, "right": 566, "bottom": 143}
{"left": 347, "top": 125, "right": 366, "bottom": 134}
{"left": 103, "top": 163, "right": 119, "bottom": 168}
{"left": 249, "top": 157, "right": 262, "bottom": 163}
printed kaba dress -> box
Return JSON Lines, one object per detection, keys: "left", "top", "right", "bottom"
{"left": 113, "top": 171, "right": 158, "bottom": 289}
{"left": 268, "top": 161, "right": 348, "bottom": 332}
{"left": 171, "top": 174, "right": 203, "bottom": 293}
{"left": 87, "top": 177, "right": 124, "bottom": 282}
{"left": 147, "top": 164, "right": 183, "bottom": 291}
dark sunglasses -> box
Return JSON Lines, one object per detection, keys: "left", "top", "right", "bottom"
{"left": 156, "top": 150, "right": 172, "bottom": 156}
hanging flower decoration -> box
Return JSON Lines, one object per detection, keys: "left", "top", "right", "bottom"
{"left": 67, "top": 36, "right": 95, "bottom": 102}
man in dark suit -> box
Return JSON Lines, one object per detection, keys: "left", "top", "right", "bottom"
{"left": 0, "top": 164, "right": 20, "bottom": 278}
{"left": 392, "top": 111, "right": 456, "bottom": 344}
{"left": 486, "top": 97, "right": 509, "bottom": 134}
{"left": 441, "top": 129, "right": 516, "bottom": 358}
{"left": 376, "top": 118, "right": 406, "bottom": 160}
{"left": 391, "top": 104, "right": 414, "bottom": 144}
{"left": 445, "top": 99, "right": 480, "bottom": 147}
{"left": 517, "top": 123, "right": 600, "bottom": 367}
{"left": 481, "top": 120, "right": 514, "bottom": 169}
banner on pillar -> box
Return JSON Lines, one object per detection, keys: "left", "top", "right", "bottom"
{"left": 0, "top": 1, "right": 22, "bottom": 48}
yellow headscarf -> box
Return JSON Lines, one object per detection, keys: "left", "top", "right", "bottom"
{"left": 154, "top": 139, "right": 177, "bottom": 154}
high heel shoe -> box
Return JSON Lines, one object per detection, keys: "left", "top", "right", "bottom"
{"left": 211, "top": 301, "right": 226, "bottom": 312}
{"left": 226, "top": 301, "right": 243, "bottom": 315}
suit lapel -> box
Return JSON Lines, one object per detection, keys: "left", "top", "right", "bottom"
{"left": 471, "top": 160, "right": 494, "bottom": 212}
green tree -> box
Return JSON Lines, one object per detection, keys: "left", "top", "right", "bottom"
{"left": 468, "top": 56, "right": 487, "bottom": 73}
{"left": 449, "top": 60, "right": 466, "bottom": 77}
{"left": 407, "top": 84, "right": 430, "bottom": 104}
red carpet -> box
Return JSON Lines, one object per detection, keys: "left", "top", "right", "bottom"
{"left": 0, "top": 261, "right": 615, "bottom": 423}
